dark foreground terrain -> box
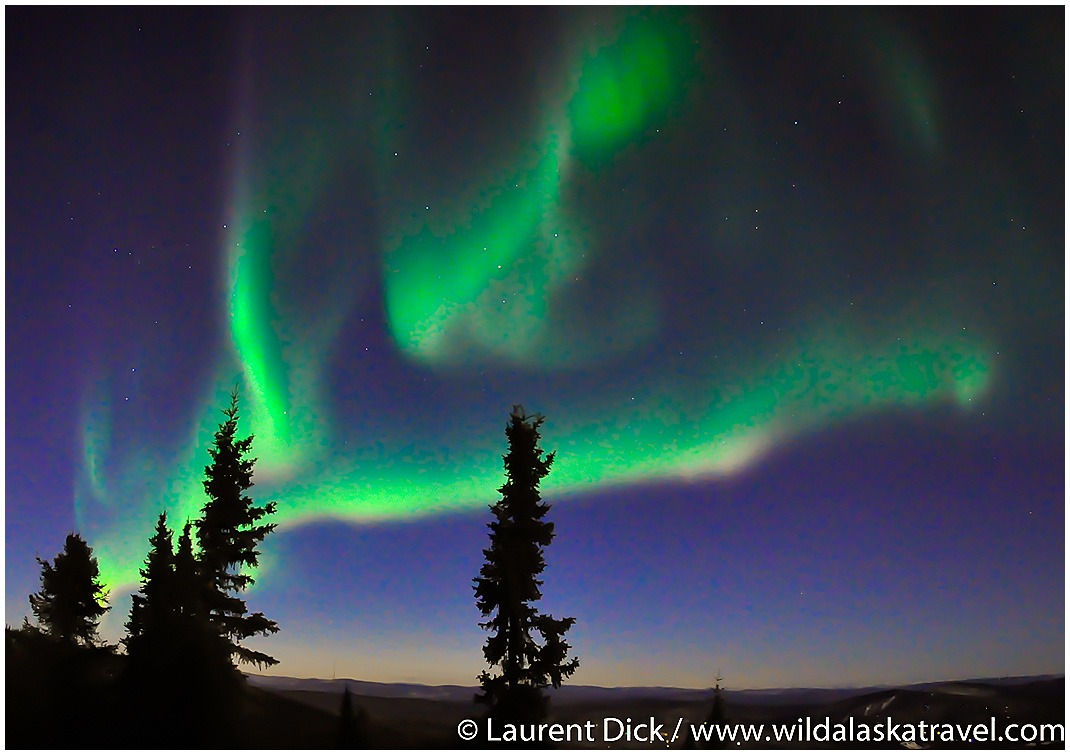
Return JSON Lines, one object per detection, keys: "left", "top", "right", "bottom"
{"left": 250, "top": 675, "right": 1065, "bottom": 749}
{"left": 6, "top": 632, "right": 1063, "bottom": 750}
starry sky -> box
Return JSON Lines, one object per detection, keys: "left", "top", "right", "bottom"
{"left": 6, "top": 7, "right": 1064, "bottom": 689}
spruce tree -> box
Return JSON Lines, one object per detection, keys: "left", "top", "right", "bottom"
{"left": 337, "top": 683, "right": 367, "bottom": 747}
{"left": 124, "top": 512, "right": 176, "bottom": 650}
{"left": 28, "top": 532, "right": 109, "bottom": 646}
{"left": 700, "top": 676, "right": 730, "bottom": 749}
{"left": 195, "top": 388, "right": 280, "bottom": 668}
{"left": 122, "top": 511, "right": 241, "bottom": 747}
{"left": 171, "top": 517, "right": 234, "bottom": 682}
{"left": 473, "top": 406, "right": 579, "bottom": 723}
{"left": 123, "top": 514, "right": 216, "bottom": 661}
{"left": 173, "top": 520, "right": 206, "bottom": 618}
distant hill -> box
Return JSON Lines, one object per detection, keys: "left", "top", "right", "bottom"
{"left": 244, "top": 673, "right": 1062, "bottom": 748}
{"left": 247, "top": 672, "right": 1063, "bottom": 706}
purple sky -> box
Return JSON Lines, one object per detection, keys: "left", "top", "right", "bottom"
{"left": 6, "top": 7, "right": 1063, "bottom": 687}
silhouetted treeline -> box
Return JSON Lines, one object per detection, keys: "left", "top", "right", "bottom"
{"left": 7, "top": 390, "right": 296, "bottom": 748}
{"left": 9, "top": 399, "right": 582, "bottom": 748}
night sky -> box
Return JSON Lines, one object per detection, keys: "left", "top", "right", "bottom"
{"left": 6, "top": 7, "right": 1063, "bottom": 689}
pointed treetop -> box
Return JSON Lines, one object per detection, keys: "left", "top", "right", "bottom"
{"left": 195, "top": 386, "right": 279, "bottom": 669}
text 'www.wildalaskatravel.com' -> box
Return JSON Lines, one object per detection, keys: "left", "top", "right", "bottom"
{"left": 456, "top": 716, "right": 1065, "bottom": 746}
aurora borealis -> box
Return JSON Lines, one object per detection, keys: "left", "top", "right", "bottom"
{"left": 7, "top": 7, "right": 1063, "bottom": 688}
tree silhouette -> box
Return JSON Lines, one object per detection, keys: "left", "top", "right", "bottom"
{"left": 28, "top": 532, "right": 109, "bottom": 646}
{"left": 174, "top": 520, "right": 206, "bottom": 618}
{"left": 685, "top": 675, "right": 731, "bottom": 749}
{"left": 473, "top": 406, "right": 579, "bottom": 724}
{"left": 707, "top": 681, "right": 728, "bottom": 730}
{"left": 195, "top": 388, "right": 280, "bottom": 669}
{"left": 122, "top": 509, "right": 244, "bottom": 746}
{"left": 337, "top": 682, "right": 368, "bottom": 747}
{"left": 123, "top": 514, "right": 222, "bottom": 668}
{"left": 124, "top": 512, "right": 177, "bottom": 650}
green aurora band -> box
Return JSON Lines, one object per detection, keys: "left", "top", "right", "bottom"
{"left": 384, "top": 9, "right": 699, "bottom": 365}
{"left": 78, "top": 323, "right": 992, "bottom": 592}
{"left": 74, "top": 10, "right": 995, "bottom": 593}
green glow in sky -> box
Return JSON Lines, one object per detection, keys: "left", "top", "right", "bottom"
{"left": 846, "top": 13, "right": 941, "bottom": 156}
{"left": 383, "top": 10, "right": 698, "bottom": 365}
{"left": 230, "top": 215, "right": 293, "bottom": 454}
{"left": 568, "top": 10, "right": 696, "bottom": 165}
{"left": 72, "top": 10, "right": 994, "bottom": 595}
{"left": 80, "top": 395, "right": 111, "bottom": 506}
{"left": 80, "top": 323, "right": 991, "bottom": 592}
{"left": 384, "top": 132, "right": 569, "bottom": 362}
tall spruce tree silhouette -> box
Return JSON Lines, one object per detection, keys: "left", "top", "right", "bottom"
{"left": 121, "top": 511, "right": 237, "bottom": 747}
{"left": 29, "top": 532, "right": 109, "bottom": 646}
{"left": 123, "top": 513, "right": 227, "bottom": 668}
{"left": 195, "top": 388, "right": 280, "bottom": 669}
{"left": 124, "top": 512, "right": 176, "bottom": 650}
{"left": 473, "top": 406, "right": 579, "bottom": 725}
{"left": 174, "top": 520, "right": 206, "bottom": 620}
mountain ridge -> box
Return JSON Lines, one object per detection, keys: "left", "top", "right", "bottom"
{"left": 246, "top": 672, "right": 1063, "bottom": 705}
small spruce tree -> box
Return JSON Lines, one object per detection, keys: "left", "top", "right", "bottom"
{"left": 685, "top": 673, "right": 731, "bottom": 749}
{"left": 473, "top": 406, "right": 579, "bottom": 724}
{"left": 28, "top": 532, "right": 109, "bottom": 646}
{"left": 195, "top": 388, "right": 280, "bottom": 668}
{"left": 337, "top": 683, "right": 367, "bottom": 747}
{"left": 704, "top": 676, "right": 730, "bottom": 749}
